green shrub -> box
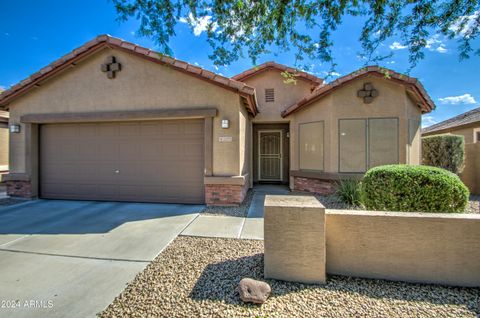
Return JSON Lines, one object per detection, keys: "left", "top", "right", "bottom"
{"left": 361, "top": 165, "right": 469, "bottom": 213}
{"left": 335, "top": 179, "right": 363, "bottom": 207}
{"left": 422, "top": 135, "right": 465, "bottom": 174}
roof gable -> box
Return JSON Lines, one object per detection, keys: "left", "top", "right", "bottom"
{"left": 0, "top": 35, "right": 258, "bottom": 115}
{"left": 232, "top": 61, "right": 323, "bottom": 86}
{"left": 281, "top": 66, "right": 435, "bottom": 117}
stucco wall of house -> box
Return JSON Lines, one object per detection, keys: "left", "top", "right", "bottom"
{"left": 406, "top": 94, "right": 423, "bottom": 165}
{"left": 6, "top": 48, "right": 249, "bottom": 179}
{"left": 241, "top": 69, "right": 315, "bottom": 123}
{"left": 289, "top": 76, "right": 423, "bottom": 185}
{"left": 0, "top": 127, "right": 8, "bottom": 170}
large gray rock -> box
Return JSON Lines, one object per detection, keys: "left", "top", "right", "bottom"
{"left": 238, "top": 278, "right": 271, "bottom": 304}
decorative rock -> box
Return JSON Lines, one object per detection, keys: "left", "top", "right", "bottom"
{"left": 238, "top": 278, "right": 271, "bottom": 304}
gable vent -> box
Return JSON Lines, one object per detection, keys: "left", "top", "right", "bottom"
{"left": 265, "top": 88, "right": 275, "bottom": 102}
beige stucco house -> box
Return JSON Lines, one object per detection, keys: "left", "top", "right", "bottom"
{"left": 422, "top": 107, "right": 480, "bottom": 194}
{"left": 0, "top": 35, "right": 434, "bottom": 205}
{"left": 0, "top": 111, "right": 8, "bottom": 172}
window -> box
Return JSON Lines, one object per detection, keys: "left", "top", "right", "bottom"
{"left": 339, "top": 118, "right": 399, "bottom": 173}
{"left": 368, "top": 118, "right": 399, "bottom": 167}
{"left": 339, "top": 119, "right": 367, "bottom": 173}
{"left": 299, "top": 122, "right": 324, "bottom": 171}
{"left": 475, "top": 129, "right": 480, "bottom": 143}
{"left": 265, "top": 88, "right": 275, "bottom": 102}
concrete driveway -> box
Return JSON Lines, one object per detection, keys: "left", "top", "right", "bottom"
{"left": 0, "top": 199, "right": 202, "bottom": 318}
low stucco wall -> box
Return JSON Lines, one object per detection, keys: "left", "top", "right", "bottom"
{"left": 460, "top": 143, "right": 480, "bottom": 195}
{"left": 326, "top": 210, "right": 480, "bottom": 287}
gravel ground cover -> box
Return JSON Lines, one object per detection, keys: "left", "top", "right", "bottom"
{"left": 101, "top": 237, "right": 479, "bottom": 318}
{"left": 201, "top": 189, "right": 254, "bottom": 217}
{"left": 467, "top": 195, "right": 480, "bottom": 214}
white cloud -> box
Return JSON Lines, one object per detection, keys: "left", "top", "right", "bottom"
{"left": 386, "top": 61, "right": 395, "bottom": 64}
{"left": 449, "top": 11, "right": 480, "bottom": 38}
{"left": 389, "top": 41, "right": 408, "bottom": 50}
{"left": 179, "top": 13, "right": 217, "bottom": 36}
{"left": 438, "top": 93, "right": 477, "bottom": 105}
{"left": 422, "top": 115, "right": 437, "bottom": 127}
{"left": 435, "top": 45, "right": 447, "bottom": 53}
{"left": 321, "top": 71, "right": 341, "bottom": 77}
{"left": 425, "top": 35, "right": 448, "bottom": 53}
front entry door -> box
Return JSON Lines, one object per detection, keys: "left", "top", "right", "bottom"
{"left": 258, "top": 130, "right": 282, "bottom": 181}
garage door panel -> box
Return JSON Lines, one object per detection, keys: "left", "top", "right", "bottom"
{"left": 40, "top": 119, "right": 204, "bottom": 203}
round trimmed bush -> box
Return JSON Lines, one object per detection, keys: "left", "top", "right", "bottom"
{"left": 361, "top": 165, "right": 469, "bottom": 213}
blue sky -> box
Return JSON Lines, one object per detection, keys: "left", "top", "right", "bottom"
{"left": 1, "top": 0, "right": 479, "bottom": 127}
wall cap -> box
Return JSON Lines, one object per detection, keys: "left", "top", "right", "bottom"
{"left": 204, "top": 173, "right": 249, "bottom": 186}
{"left": 1, "top": 173, "right": 30, "bottom": 182}
{"left": 326, "top": 209, "right": 480, "bottom": 219}
{"left": 265, "top": 195, "right": 324, "bottom": 209}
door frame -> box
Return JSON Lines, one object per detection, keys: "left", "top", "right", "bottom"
{"left": 258, "top": 129, "right": 283, "bottom": 181}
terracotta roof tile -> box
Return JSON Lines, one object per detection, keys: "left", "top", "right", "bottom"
{"left": 281, "top": 66, "right": 435, "bottom": 117}
{"left": 232, "top": 61, "right": 324, "bottom": 85}
{"left": 0, "top": 34, "right": 258, "bottom": 115}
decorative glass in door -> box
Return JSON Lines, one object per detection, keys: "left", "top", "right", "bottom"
{"left": 259, "top": 131, "right": 282, "bottom": 181}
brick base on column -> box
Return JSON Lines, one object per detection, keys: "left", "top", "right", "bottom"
{"left": 205, "top": 182, "right": 249, "bottom": 206}
{"left": 293, "top": 177, "right": 336, "bottom": 195}
{"left": 6, "top": 180, "right": 33, "bottom": 198}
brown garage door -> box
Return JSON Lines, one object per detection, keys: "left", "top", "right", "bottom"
{"left": 40, "top": 119, "right": 204, "bottom": 204}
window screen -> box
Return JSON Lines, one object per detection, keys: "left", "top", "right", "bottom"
{"left": 299, "top": 122, "right": 324, "bottom": 170}
{"left": 265, "top": 88, "right": 275, "bottom": 102}
{"left": 368, "top": 118, "right": 399, "bottom": 168}
{"left": 339, "top": 119, "right": 367, "bottom": 172}
{"left": 408, "top": 119, "right": 420, "bottom": 145}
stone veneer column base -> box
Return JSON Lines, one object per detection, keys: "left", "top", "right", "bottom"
{"left": 6, "top": 180, "right": 34, "bottom": 198}
{"left": 293, "top": 176, "right": 336, "bottom": 195}
{"left": 205, "top": 182, "right": 249, "bottom": 206}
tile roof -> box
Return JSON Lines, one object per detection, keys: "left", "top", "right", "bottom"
{"left": 0, "top": 35, "right": 258, "bottom": 115}
{"left": 422, "top": 106, "right": 480, "bottom": 134}
{"left": 281, "top": 66, "right": 435, "bottom": 117}
{"left": 232, "top": 61, "right": 323, "bottom": 85}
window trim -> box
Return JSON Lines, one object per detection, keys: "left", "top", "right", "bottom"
{"left": 298, "top": 120, "right": 325, "bottom": 172}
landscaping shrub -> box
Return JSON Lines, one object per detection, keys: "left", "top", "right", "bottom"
{"left": 335, "top": 179, "right": 363, "bottom": 207}
{"left": 422, "top": 135, "right": 465, "bottom": 174}
{"left": 361, "top": 165, "right": 469, "bottom": 213}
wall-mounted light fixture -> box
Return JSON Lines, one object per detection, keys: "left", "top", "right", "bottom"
{"left": 9, "top": 124, "right": 21, "bottom": 133}
{"left": 221, "top": 119, "right": 229, "bottom": 129}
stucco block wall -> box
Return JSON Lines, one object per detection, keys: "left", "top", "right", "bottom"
{"left": 289, "top": 76, "right": 423, "bottom": 180}
{"left": 326, "top": 210, "right": 480, "bottom": 287}
{"left": 7, "top": 48, "right": 248, "bottom": 179}
{"left": 242, "top": 69, "right": 314, "bottom": 123}
{"left": 460, "top": 143, "right": 480, "bottom": 195}
{"left": 264, "top": 195, "right": 326, "bottom": 284}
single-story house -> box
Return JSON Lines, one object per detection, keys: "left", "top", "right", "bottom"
{"left": 0, "top": 35, "right": 434, "bottom": 205}
{"left": 422, "top": 107, "right": 480, "bottom": 195}
{"left": 422, "top": 107, "right": 480, "bottom": 143}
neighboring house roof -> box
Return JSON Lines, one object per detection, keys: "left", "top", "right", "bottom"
{"left": 281, "top": 66, "right": 435, "bottom": 117}
{"left": 422, "top": 107, "right": 480, "bottom": 135}
{"left": 0, "top": 35, "right": 258, "bottom": 115}
{"left": 232, "top": 61, "right": 323, "bottom": 86}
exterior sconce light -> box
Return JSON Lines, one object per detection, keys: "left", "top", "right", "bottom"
{"left": 221, "top": 119, "right": 229, "bottom": 129}
{"left": 9, "top": 124, "right": 21, "bottom": 133}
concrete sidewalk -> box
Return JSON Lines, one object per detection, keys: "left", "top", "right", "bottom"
{"left": 181, "top": 185, "right": 290, "bottom": 240}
